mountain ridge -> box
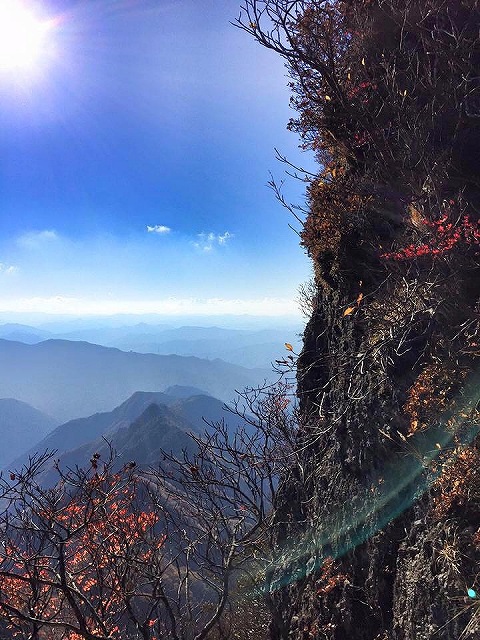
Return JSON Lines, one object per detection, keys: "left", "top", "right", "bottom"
{"left": 0, "top": 399, "right": 57, "bottom": 469}
{"left": 6, "top": 390, "right": 229, "bottom": 474}
{"left": 0, "top": 339, "right": 268, "bottom": 423}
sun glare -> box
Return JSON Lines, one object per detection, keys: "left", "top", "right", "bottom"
{"left": 0, "top": 1, "right": 55, "bottom": 74}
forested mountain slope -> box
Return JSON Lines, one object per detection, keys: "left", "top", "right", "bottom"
{"left": 6, "top": 390, "right": 175, "bottom": 471}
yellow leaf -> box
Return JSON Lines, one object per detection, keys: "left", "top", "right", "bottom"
{"left": 325, "top": 95, "right": 331, "bottom": 101}
{"left": 347, "top": 72, "right": 351, "bottom": 80}
{"left": 343, "top": 307, "right": 355, "bottom": 316}
{"left": 285, "top": 342, "right": 293, "bottom": 351}
{"left": 361, "top": 57, "right": 366, "bottom": 66}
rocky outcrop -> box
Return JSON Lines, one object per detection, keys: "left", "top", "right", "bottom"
{"left": 267, "top": 224, "right": 480, "bottom": 637}
{"left": 257, "top": 2, "right": 480, "bottom": 636}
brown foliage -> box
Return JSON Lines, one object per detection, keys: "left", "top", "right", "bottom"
{"left": 433, "top": 442, "right": 480, "bottom": 518}
{"left": 403, "top": 364, "right": 467, "bottom": 435}
{"left": 239, "top": 0, "right": 480, "bottom": 276}
{"left": 314, "top": 557, "right": 348, "bottom": 597}
{"left": 301, "top": 176, "right": 373, "bottom": 264}
{"left": 0, "top": 382, "right": 299, "bottom": 640}
{"left": 0, "top": 456, "right": 165, "bottom": 640}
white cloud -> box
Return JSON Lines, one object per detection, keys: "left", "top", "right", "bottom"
{"left": 0, "top": 295, "right": 300, "bottom": 317}
{"left": 194, "top": 232, "right": 215, "bottom": 253}
{"left": 217, "top": 231, "right": 233, "bottom": 245}
{"left": 17, "top": 229, "right": 59, "bottom": 248}
{"left": 146, "top": 224, "right": 171, "bottom": 234}
{"left": 0, "top": 263, "right": 18, "bottom": 275}
{"left": 193, "top": 231, "right": 234, "bottom": 252}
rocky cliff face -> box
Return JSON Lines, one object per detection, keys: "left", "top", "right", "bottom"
{"left": 242, "top": 2, "right": 480, "bottom": 638}
{"left": 269, "top": 269, "right": 480, "bottom": 638}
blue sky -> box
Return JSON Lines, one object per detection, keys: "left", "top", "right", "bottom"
{"left": 0, "top": 0, "right": 313, "bottom": 318}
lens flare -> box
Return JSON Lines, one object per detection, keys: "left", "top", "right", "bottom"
{"left": 0, "top": 1, "right": 55, "bottom": 74}
{"left": 254, "top": 373, "right": 480, "bottom": 596}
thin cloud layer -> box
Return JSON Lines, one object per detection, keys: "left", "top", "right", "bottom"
{"left": 146, "top": 225, "right": 171, "bottom": 234}
{"left": 217, "top": 232, "right": 233, "bottom": 245}
{"left": 0, "top": 263, "right": 18, "bottom": 275}
{"left": 17, "top": 229, "right": 59, "bottom": 248}
{"left": 0, "top": 295, "right": 299, "bottom": 316}
{"left": 0, "top": 226, "right": 308, "bottom": 312}
{"left": 193, "top": 231, "right": 233, "bottom": 252}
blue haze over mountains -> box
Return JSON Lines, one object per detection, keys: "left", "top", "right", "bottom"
{"left": 0, "top": 399, "right": 56, "bottom": 469}
{"left": 0, "top": 320, "right": 302, "bottom": 369}
{"left": 0, "top": 317, "right": 300, "bottom": 476}
{"left": 6, "top": 389, "right": 232, "bottom": 486}
{"left": 0, "top": 338, "right": 270, "bottom": 423}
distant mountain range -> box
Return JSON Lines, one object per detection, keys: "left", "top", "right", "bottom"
{"left": 6, "top": 389, "right": 234, "bottom": 488}
{"left": 0, "top": 399, "right": 56, "bottom": 468}
{"left": 0, "top": 323, "right": 52, "bottom": 344}
{"left": 0, "top": 322, "right": 301, "bottom": 369}
{"left": 0, "top": 339, "right": 269, "bottom": 423}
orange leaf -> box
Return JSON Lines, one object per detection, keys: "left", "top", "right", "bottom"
{"left": 343, "top": 307, "right": 355, "bottom": 316}
{"left": 285, "top": 342, "right": 293, "bottom": 351}
{"left": 356, "top": 292, "right": 363, "bottom": 305}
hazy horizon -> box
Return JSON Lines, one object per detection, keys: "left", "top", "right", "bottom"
{"left": 0, "top": 310, "right": 304, "bottom": 331}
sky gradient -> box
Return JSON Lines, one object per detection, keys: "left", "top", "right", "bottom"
{"left": 0, "top": 0, "right": 313, "bottom": 318}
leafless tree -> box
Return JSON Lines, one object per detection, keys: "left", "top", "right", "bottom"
{"left": 0, "top": 382, "right": 299, "bottom": 640}
{"left": 143, "top": 381, "right": 299, "bottom": 640}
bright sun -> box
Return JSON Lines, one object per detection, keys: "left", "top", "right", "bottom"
{"left": 0, "top": 1, "right": 55, "bottom": 74}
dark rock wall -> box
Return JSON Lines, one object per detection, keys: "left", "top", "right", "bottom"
{"left": 269, "top": 258, "right": 480, "bottom": 639}
{"left": 266, "top": 188, "right": 480, "bottom": 640}
{"left": 255, "top": 2, "right": 480, "bottom": 637}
